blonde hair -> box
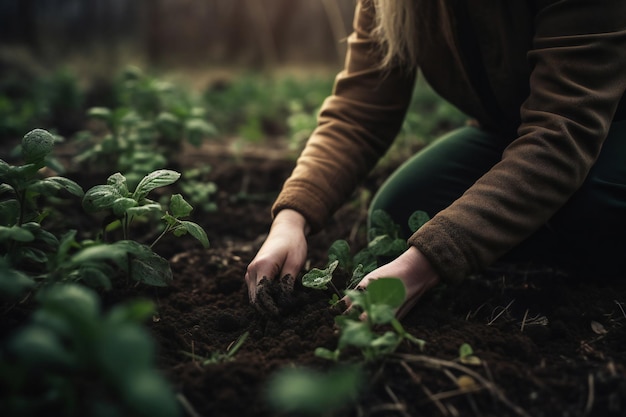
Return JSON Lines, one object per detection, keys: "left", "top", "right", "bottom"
{"left": 371, "top": 0, "right": 418, "bottom": 69}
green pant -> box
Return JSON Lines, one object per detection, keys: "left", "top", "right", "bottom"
{"left": 369, "top": 120, "right": 626, "bottom": 277}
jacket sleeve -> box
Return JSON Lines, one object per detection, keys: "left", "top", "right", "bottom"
{"left": 410, "top": 0, "right": 626, "bottom": 283}
{"left": 271, "top": 0, "right": 417, "bottom": 233}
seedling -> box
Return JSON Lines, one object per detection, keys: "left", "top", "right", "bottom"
{"left": 302, "top": 209, "right": 430, "bottom": 305}
{"left": 82, "top": 170, "right": 209, "bottom": 286}
{"left": 181, "top": 332, "right": 249, "bottom": 365}
{"left": 1, "top": 283, "right": 180, "bottom": 417}
{"left": 316, "top": 278, "right": 425, "bottom": 362}
{"left": 0, "top": 129, "right": 84, "bottom": 298}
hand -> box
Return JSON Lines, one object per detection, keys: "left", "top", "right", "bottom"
{"left": 347, "top": 246, "right": 440, "bottom": 319}
{"left": 244, "top": 209, "right": 309, "bottom": 314}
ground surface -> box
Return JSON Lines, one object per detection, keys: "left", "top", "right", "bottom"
{"left": 139, "top": 141, "right": 626, "bottom": 417}
{"left": 6, "top": 138, "right": 626, "bottom": 417}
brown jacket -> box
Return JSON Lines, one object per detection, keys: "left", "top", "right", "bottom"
{"left": 273, "top": 0, "right": 626, "bottom": 283}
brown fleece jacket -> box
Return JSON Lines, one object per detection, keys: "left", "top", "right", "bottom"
{"left": 272, "top": 0, "right": 626, "bottom": 283}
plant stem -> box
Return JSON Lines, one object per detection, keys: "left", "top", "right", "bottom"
{"left": 150, "top": 224, "right": 172, "bottom": 249}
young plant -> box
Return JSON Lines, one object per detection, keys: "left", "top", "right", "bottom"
{"left": 0, "top": 129, "right": 84, "bottom": 298}
{"left": 315, "top": 277, "right": 425, "bottom": 363}
{"left": 82, "top": 169, "right": 209, "bottom": 286}
{"left": 181, "top": 331, "right": 249, "bottom": 365}
{"left": 302, "top": 209, "right": 430, "bottom": 304}
{"left": 74, "top": 67, "right": 216, "bottom": 186}
{"left": 0, "top": 283, "right": 181, "bottom": 417}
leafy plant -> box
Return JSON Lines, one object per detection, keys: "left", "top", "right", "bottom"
{"left": 0, "top": 129, "right": 84, "bottom": 298}
{"left": 302, "top": 209, "right": 430, "bottom": 305}
{"left": 0, "top": 283, "right": 180, "bottom": 417}
{"left": 82, "top": 169, "right": 209, "bottom": 286}
{"left": 74, "top": 67, "right": 217, "bottom": 186}
{"left": 266, "top": 365, "right": 364, "bottom": 417}
{"left": 315, "top": 278, "right": 426, "bottom": 362}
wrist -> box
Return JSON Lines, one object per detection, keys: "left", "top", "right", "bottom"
{"left": 273, "top": 209, "right": 310, "bottom": 235}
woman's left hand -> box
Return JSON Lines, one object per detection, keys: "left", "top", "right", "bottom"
{"left": 347, "top": 246, "right": 441, "bottom": 319}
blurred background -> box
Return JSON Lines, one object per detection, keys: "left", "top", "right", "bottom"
{"left": 0, "top": 0, "right": 355, "bottom": 78}
{"left": 0, "top": 0, "right": 466, "bottom": 161}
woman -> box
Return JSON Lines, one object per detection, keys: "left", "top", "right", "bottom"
{"left": 245, "top": 0, "right": 626, "bottom": 317}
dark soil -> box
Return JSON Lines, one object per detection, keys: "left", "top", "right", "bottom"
{"left": 7, "top": 139, "right": 626, "bottom": 417}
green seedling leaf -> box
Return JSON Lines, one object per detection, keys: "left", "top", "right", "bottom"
{"left": 29, "top": 176, "right": 84, "bottom": 198}
{"left": 169, "top": 193, "right": 193, "bottom": 218}
{"left": 20, "top": 247, "right": 48, "bottom": 263}
{"left": 22, "top": 129, "right": 55, "bottom": 163}
{"left": 107, "top": 172, "right": 130, "bottom": 195}
{"left": 408, "top": 210, "right": 430, "bottom": 232}
{"left": 107, "top": 299, "right": 155, "bottom": 324}
{"left": 98, "top": 324, "right": 155, "bottom": 381}
{"left": 266, "top": 365, "right": 363, "bottom": 416}
{"left": 459, "top": 342, "right": 481, "bottom": 365}
{"left": 176, "top": 220, "right": 210, "bottom": 248}
{"left": 368, "top": 303, "right": 396, "bottom": 325}
{"left": 87, "top": 106, "right": 112, "bottom": 121}
{"left": 130, "top": 250, "right": 173, "bottom": 287}
{"left": 369, "top": 209, "right": 401, "bottom": 239}
{"left": 328, "top": 239, "right": 352, "bottom": 271}
{"left": 132, "top": 169, "right": 181, "bottom": 200}
{"left": 347, "top": 264, "right": 366, "bottom": 289}
{"left": 301, "top": 260, "right": 339, "bottom": 290}
{"left": 9, "top": 326, "right": 74, "bottom": 368}
{"left": 367, "top": 277, "right": 406, "bottom": 309}
{"left": 125, "top": 203, "right": 162, "bottom": 217}
{"left": 0, "top": 225, "right": 35, "bottom": 243}
{"left": 370, "top": 331, "right": 401, "bottom": 353}
{"left": 83, "top": 184, "right": 124, "bottom": 212}
{"left": 0, "top": 260, "right": 35, "bottom": 300}
{"left": 37, "top": 284, "right": 100, "bottom": 323}
{"left": 314, "top": 347, "right": 340, "bottom": 361}
{"left": 0, "top": 199, "right": 19, "bottom": 225}
{"left": 337, "top": 318, "right": 374, "bottom": 349}
{"left": 112, "top": 197, "right": 138, "bottom": 217}
{"left": 121, "top": 370, "right": 180, "bottom": 417}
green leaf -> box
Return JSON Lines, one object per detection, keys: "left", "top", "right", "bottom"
{"left": 125, "top": 203, "right": 162, "bottom": 217}
{"left": 38, "top": 284, "right": 100, "bottom": 323}
{"left": 9, "top": 326, "right": 74, "bottom": 368}
{"left": 0, "top": 225, "right": 35, "bottom": 243}
{"left": 0, "top": 260, "right": 35, "bottom": 300}
{"left": 22, "top": 129, "right": 55, "bottom": 163}
{"left": 112, "top": 197, "right": 138, "bottom": 217}
{"left": 314, "top": 347, "right": 340, "bottom": 362}
{"left": 368, "top": 303, "right": 396, "bottom": 325}
{"left": 70, "top": 244, "right": 129, "bottom": 269}
{"left": 20, "top": 247, "right": 48, "bottom": 263}
{"left": 367, "top": 278, "right": 406, "bottom": 309}
{"left": 408, "top": 210, "right": 430, "bottom": 232}
{"left": 45, "top": 177, "right": 84, "bottom": 197}
{"left": 98, "top": 324, "right": 155, "bottom": 381}
{"left": 131, "top": 246, "right": 173, "bottom": 287}
{"left": 369, "top": 209, "right": 401, "bottom": 239}
{"left": 301, "top": 260, "right": 338, "bottom": 290}
{"left": 337, "top": 319, "right": 373, "bottom": 349}
{"left": 0, "top": 199, "right": 19, "bottom": 226}
{"left": 106, "top": 172, "right": 130, "bottom": 196}
{"left": 177, "top": 220, "right": 209, "bottom": 248}
{"left": 266, "top": 365, "right": 363, "bottom": 416}
{"left": 87, "top": 106, "right": 112, "bottom": 121}
{"left": 132, "top": 169, "right": 181, "bottom": 200}
{"left": 107, "top": 299, "right": 155, "bottom": 324}
{"left": 121, "top": 371, "right": 180, "bottom": 417}
{"left": 169, "top": 194, "right": 193, "bottom": 218}
{"left": 370, "top": 331, "right": 401, "bottom": 352}
{"left": 327, "top": 239, "right": 352, "bottom": 271}
{"left": 83, "top": 184, "right": 123, "bottom": 212}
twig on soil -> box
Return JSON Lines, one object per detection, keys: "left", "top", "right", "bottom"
{"left": 487, "top": 299, "right": 515, "bottom": 326}
{"left": 520, "top": 309, "right": 529, "bottom": 332}
{"left": 384, "top": 384, "right": 411, "bottom": 417}
{"left": 614, "top": 300, "right": 626, "bottom": 319}
{"left": 176, "top": 393, "right": 203, "bottom": 417}
{"left": 394, "top": 353, "right": 531, "bottom": 417}
{"left": 583, "top": 373, "right": 595, "bottom": 416}
{"left": 400, "top": 361, "right": 451, "bottom": 416}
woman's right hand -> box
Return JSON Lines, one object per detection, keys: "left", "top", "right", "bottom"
{"left": 244, "top": 209, "right": 309, "bottom": 314}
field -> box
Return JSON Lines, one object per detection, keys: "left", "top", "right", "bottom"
{"left": 1, "top": 68, "right": 626, "bottom": 417}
